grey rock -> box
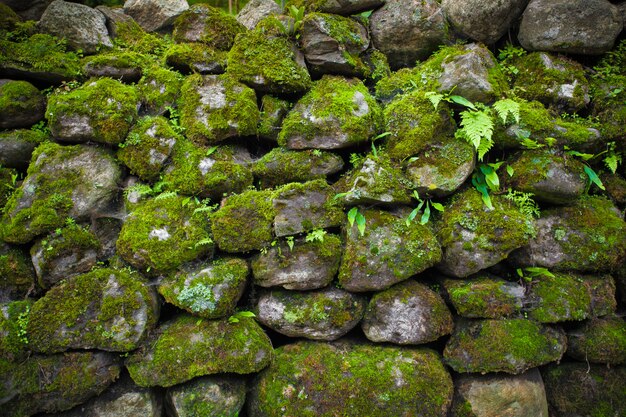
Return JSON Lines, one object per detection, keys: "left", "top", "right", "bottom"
{"left": 0, "top": 80, "right": 45, "bottom": 129}
{"left": 0, "top": 243, "right": 35, "bottom": 303}
{"left": 256, "top": 287, "right": 366, "bottom": 340}
{"left": 124, "top": 0, "right": 189, "bottom": 32}
{"left": 172, "top": 4, "right": 245, "bottom": 50}
{"left": 450, "top": 369, "right": 549, "bottom": 417}
{"left": 38, "top": 0, "right": 113, "bottom": 54}
{"left": 83, "top": 54, "right": 143, "bottom": 83}
{"left": 524, "top": 272, "right": 591, "bottom": 323}
{"left": 519, "top": 0, "right": 623, "bottom": 55}
{"left": 566, "top": 315, "right": 626, "bottom": 364}
{"left": 4, "top": 0, "right": 52, "bottom": 20}
{"left": 338, "top": 209, "right": 442, "bottom": 292}
{"left": 370, "top": 0, "right": 450, "bottom": 69}
{"left": 96, "top": 5, "right": 136, "bottom": 39}
{"left": 442, "top": 0, "right": 529, "bottom": 44}
{"left": 301, "top": 12, "right": 369, "bottom": 77}
{"left": 584, "top": 274, "right": 617, "bottom": 317}
{"left": 166, "top": 376, "right": 246, "bottom": 417}
{"left": 313, "top": 0, "right": 384, "bottom": 15}
{"left": 251, "top": 235, "right": 342, "bottom": 290}
{"left": 164, "top": 42, "right": 227, "bottom": 75}
{"left": 0, "top": 129, "right": 47, "bottom": 170}
{"left": 362, "top": 280, "right": 453, "bottom": 345}
{"left": 90, "top": 216, "right": 123, "bottom": 262}
{"left": 443, "top": 275, "right": 525, "bottom": 319}
{"left": 272, "top": 180, "right": 343, "bottom": 237}
{"left": 236, "top": 0, "right": 281, "bottom": 30}
{"left": 137, "top": 66, "right": 183, "bottom": 116}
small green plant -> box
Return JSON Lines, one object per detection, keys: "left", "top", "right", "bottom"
{"left": 31, "top": 120, "right": 51, "bottom": 135}
{"left": 16, "top": 305, "right": 30, "bottom": 345}
{"left": 193, "top": 237, "right": 214, "bottom": 249}
{"left": 405, "top": 191, "right": 444, "bottom": 226}
{"left": 228, "top": 310, "right": 256, "bottom": 324}
{"left": 563, "top": 146, "right": 606, "bottom": 192}
{"left": 286, "top": 235, "right": 295, "bottom": 251}
{"left": 288, "top": 5, "right": 305, "bottom": 38}
{"left": 305, "top": 228, "right": 326, "bottom": 243}
{"left": 118, "top": 131, "right": 142, "bottom": 149}
{"left": 312, "top": 149, "right": 323, "bottom": 157}
{"left": 165, "top": 105, "right": 185, "bottom": 135}
{"left": 504, "top": 189, "right": 541, "bottom": 218}
{"left": 516, "top": 266, "right": 554, "bottom": 283}
{"left": 347, "top": 207, "right": 366, "bottom": 236}
{"left": 497, "top": 44, "right": 526, "bottom": 78}
{"left": 370, "top": 131, "right": 390, "bottom": 158}
{"left": 154, "top": 190, "right": 178, "bottom": 200}
{"left": 471, "top": 162, "right": 506, "bottom": 209}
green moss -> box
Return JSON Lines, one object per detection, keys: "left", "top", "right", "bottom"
{"left": 0, "top": 245, "right": 35, "bottom": 295}
{"left": 0, "top": 300, "right": 32, "bottom": 362}
{"left": 164, "top": 42, "right": 227, "bottom": 74}
{"left": 444, "top": 277, "right": 523, "bottom": 318}
{"left": 126, "top": 314, "right": 273, "bottom": 387}
{"left": 46, "top": 78, "right": 138, "bottom": 145}
{"left": 567, "top": 315, "right": 626, "bottom": 364}
{"left": 137, "top": 65, "right": 184, "bottom": 115}
{"left": 112, "top": 20, "right": 170, "bottom": 56}
{"left": 258, "top": 95, "right": 293, "bottom": 140}
{"left": 226, "top": 18, "right": 312, "bottom": 94}
{"left": 81, "top": 50, "right": 148, "bottom": 78}
{"left": 363, "top": 49, "right": 391, "bottom": 84}
{"left": 0, "top": 3, "right": 20, "bottom": 33}
{"left": 173, "top": 4, "right": 245, "bottom": 50}
{"left": 374, "top": 67, "right": 420, "bottom": 103}
{"left": 0, "top": 167, "right": 16, "bottom": 209}
{"left": 179, "top": 73, "right": 259, "bottom": 145}
{"left": 116, "top": 195, "right": 213, "bottom": 273}
{"left": 211, "top": 189, "right": 276, "bottom": 253}
{"left": 0, "top": 80, "right": 44, "bottom": 122}
{"left": 526, "top": 272, "right": 591, "bottom": 323}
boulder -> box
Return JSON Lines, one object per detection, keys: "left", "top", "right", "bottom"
{"left": 584, "top": 274, "right": 617, "bottom": 317}
{"left": 444, "top": 318, "right": 567, "bottom": 374}
{"left": 338, "top": 209, "right": 442, "bottom": 292}
{"left": 362, "top": 280, "right": 453, "bottom": 345}
{"left": 173, "top": 4, "right": 245, "bottom": 50}
{"left": 96, "top": 5, "right": 136, "bottom": 39}
{"left": 123, "top": 0, "right": 189, "bottom": 32}
{"left": 566, "top": 315, "right": 626, "bottom": 364}
{"left": 125, "top": 314, "right": 273, "bottom": 387}
{"left": 0, "top": 80, "right": 45, "bottom": 129}
{"left": 164, "top": 42, "right": 227, "bottom": 75}
{"left": 255, "top": 287, "right": 366, "bottom": 340}
{"left": 370, "top": 0, "right": 450, "bottom": 69}
{"left": 82, "top": 52, "right": 144, "bottom": 82}
{"left": 0, "top": 129, "right": 47, "bottom": 170}
{"left": 236, "top": 0, "right": 281, "bottom": 30}
{"left": 166, "top": 375, "right": 246, "bottom": 417}
{"left": 38, "top": 0, "right": 112, "bottom": 54}
{"left": 443, "top": 275, "right": 525, "bottom": 319}
{"left": 248, "top": 340, "right": 453, "bottom": 417}
{"left": 524, "top": 272, "right": 591, "bottom": 323}
{"left": 137, "top": 66, "right": 184, "bottom": 116}
{"left": 518, "top": 0, "right": 623, "bottom": 55}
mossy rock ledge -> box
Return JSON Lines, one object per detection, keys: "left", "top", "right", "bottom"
{"left": 0, "top": 79, "right": 45, "bottom": 129}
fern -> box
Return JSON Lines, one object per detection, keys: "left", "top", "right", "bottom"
{"left": 456, "top": 108, "right": 494, "bottom": 161}
{"left": 155, "top": 191, "right": 178, "bottom": 200}
{"left": 493, "top": 99, "right": 520, "bottom": 125}
{"left": 504, "top": 189, "right": 541, "bottom": 218}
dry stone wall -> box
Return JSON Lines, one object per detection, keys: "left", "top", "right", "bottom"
{"left": 0, "top": 0, "right": 625, "bottom": 416}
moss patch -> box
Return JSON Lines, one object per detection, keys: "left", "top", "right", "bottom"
{"left": 567, "top": 315, "right": 626, "bottom": 364}
{"left": 173, "top": 4, "right": 245, "bottom": 50}
{"left": 443, "top": 276, "right": 524, "bottom": 319}
{"left": 0, "top": 300, "right": 32, "bottom": 362}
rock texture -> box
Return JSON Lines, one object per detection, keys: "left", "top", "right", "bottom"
{"left": 123, "top": 0, "right": 189, "bottom": 32}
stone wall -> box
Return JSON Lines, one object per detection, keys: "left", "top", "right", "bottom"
{"left": 0, "top": 0, "right": 625, "bottom": 416}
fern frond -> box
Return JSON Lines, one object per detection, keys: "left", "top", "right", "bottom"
{"left": 493, "top": 99, "right": 520, "bottom": 125}
{"left": 457, "top": 109, "right": 494, "bottom": 160}
{"left": 155, "top": 191, "right": 178, "bottom": 200}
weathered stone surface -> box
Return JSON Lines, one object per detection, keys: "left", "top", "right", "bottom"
{"left": 442, "top": 0, "right": 529, "bottom": 44}
{"left": 273, "top": 180, "right": 343, "bottom": 237}
{"left": 566, "top": 315, "right": 626, "bottom": 364}
{"left": 38, "top": 0, "right": 112, "bottom": 54}
{"left": 310, "top": 0, "right": 384, "bottom": 15}
{"left": 179, "top": 74, "right": 259, "bottom": 145}
{"left": 256, "top": 287, "right": 366, "bottom": 340}
{"left": 524, "top": 272, "right": 591, "bottom": 323}
{"left": 0, "top": 244, "right": 35, "bottom": 303}
{"left": 436, "top": 189, "right": 535, "bottom": 278}
{"left": 584, "top": 274, "right": 617, "bottom": 317}
{"left": 370, "top": 0, "right": 450, "bottom": 69}
{"left": 444, "top": 318, "right": 567, "bottom": 374}
{"left": 251, "top": 234, "right": 342, "bottom": 290}
{"left": 27, "top": 268, "right": 159, "bottom": 353}
{"left": 173, "top": 4, "right": 245, "bottom": 50}
{"left": 96, "top": 5, "right": 136, "bottom": 39}
{"left": 126, "top": 314, "right": 273, "bottom": 387}
{"left": 543, "top": 363, "right": 626, "bottom": 417}
{"left": 248, "top": 341, "right": 453, "bottom": 417}
{"left": 362, "top": 280, "right": 453, "bottom": 345}
{"left": 0, "top": 80, "right": 45, "bottom": 129}
{"left": 166, "top": 375, "right": 246, "bottom": 417}
{"left": 124, "top": 0, "right": 189, "bottom": 32}
{"left": 279, "top": 75, "right": 382, "bottom": 149}
{"left": 0, "top": 129, "right": 47, "bottom": 170}
{"left": 518, "top": 0, "right": 623, "bottom": 55}
{"left": 443, "top": 275, "right": 525, "bottom": 319}
{"left": 83, "top": 52, "right": 143, "bottom": 82}
{"left": 90, "top": 216, "right": 123, "bottom": 262}
{"left": 164, "top": 42, "right": 227, "bottom": 75}
{"left": 0, "top": 351, "right": 120, "bottom": 417}
{"left": 137, "top": 66, "right": 184, "bottom": 116}
{"left": 338, "top": 209, "right": 442, "bottom": 292}
{"left": 1, "top": 143, "right": 122, "bottom": 244}
{"left": 449, "top": 369, "right": 549, "bottom": 417}
{"left": 510, "top": 196, "right": 626, "bottom": 272}
{"left": 158, "top": 257, "right": 248, "bottom": 319}
{"left": 236, "top": 0, "right": 281, "bottom": 30}
{"left": 257, "top": 95, "right": 292, "bottom": 141}
{"left": 301, "top": 13, "right": 369, "bottom": 77}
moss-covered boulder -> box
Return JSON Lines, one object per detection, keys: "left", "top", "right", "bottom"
{"left": 46, "top": 78, "right": 138, "bottom": 145}
{"left": 158, "top": 257, "right": 248, "bottom": 319}
{"left": 405, "top": 136, "right": 475, "bottom": 197}
{"left": 0, "top": 300, "right": 32, "bottom": 362}
{"left": 585, "top": 274, "right": 617, "bottom": 317}
{"left": 166, "top": 375, "right": 246, "bottom": 417}
{"left": 374, "top": 67, "right": 421, "bottom": 104}
{"left": 566, "top": 315, "right": 626, "bottom": 364}
{"left": 211, "top": 189, "right": 275, "bottom": 253}
{"left": 443, "top": 318, "right": 567, "bottom": 374}
{"left": 338, "top": 209, "right": 442, "bottom": 292}
{"left": 227, "top": 17, "right": 312, "bottom": 94}
{"left": 161, "top": 140, "right": 253, "bottom": 200}
{"left": 383, "top": 90, "right": 455, "bottom": 160}
{"left": 0, "top": 33, "right": 82, "bottom": 83}
{"left": 236, "top": 0, "right": 281, "bottom": 29}
{"left": 1, "top": 142, "right": 122, "bottom": 244}
{"left": 164, "top": 42, "right": 227, "bottom": 75}
{"left": 256, "top": 287, "right": 366, "bottom": 340}
{"left": 362, "top": 280, "right": 453, "bottom": 345}
{"left": 30, "top": 222, "right": 100, "bottom": 289}
{"left": 301, "top": 13, "right": 370, "bottom": 77}
{"left": 116, "top": 195, "right": 213, "bottom": 274}
{"left": 279, "top": 75, "right": 382, "bottom": 149}
{"left": 252, "top": 147, "right": 344, "bottom": 188}
{"left": 27, "top": 268, "right": 159, "bottom": 353}
{"left": 257, "top": 95, "right": 292, "bottom": 141}
{"left": 334, "top": 154, "right": 412, "bottom": 206}
{"left": 0, "top": 351, "right": 120, "bottom": 417}
{"left": 507, "top": 150, "right": 587, "bottom": 204}
{"left": 442, "top": 275, "right": 525, "bottom": 319}
{"left": 525, "top": 272, "right": 591, "bottom": 323}
{"left": 273, "top": 180, "right": 343, "bottom": 237}
{"left": 82, "top": 51, "right": 144, "bottom": 82}
{"left": 0, "top": 243, "right": 35, "bottom": 302}
{"left": 286, "top": 0, "right": 384, "bottom": 15}
{"left": 137, "top": 66, "right": 184, "bottom": 116}
{"left": 117, "top": 116, "right": 180, "bottom": 183}
{"left": 0, "top": 129, "right": 47, "bottom": 169}
{"left": 248, "top": 340, "right": 453, "bottom": 417}
{"left": 173, "top": 4, "right": 245, "bottom": 50}
{"left": 0, "top": 79, "right": 45, "bottom": 129}
{"left": 510, "top": 196, "right": 626, "bottom": 272}
{"left": 126, "top": 314, "right": 273, "bottom": 387}
{"left": 590, "top": 72, "right": 626, "bottom": 140}
{"left": 542, "top": 363, "right": 626, "bottom": 417}
{"left": 436, "top": 188, "right": 536, "bottom": 278}
{"left": 179, "top": 73, "right": 259, "bottom": 145}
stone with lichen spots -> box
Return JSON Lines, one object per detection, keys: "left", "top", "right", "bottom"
{"left": 443, "top": 275, "right": 525, "bottom": 319}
